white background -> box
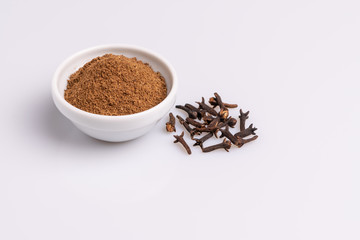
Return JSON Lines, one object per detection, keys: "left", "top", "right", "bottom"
{"left": 1, "top": 0, "right": 359, "bottom": 239}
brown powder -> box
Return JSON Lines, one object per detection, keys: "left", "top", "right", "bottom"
{"left": 64, "top": 54, "right": 167, "bottom": 116}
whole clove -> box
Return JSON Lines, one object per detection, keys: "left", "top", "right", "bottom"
{"left": 193, "top": 132, "right": 213, "bottom": 147}
{"left": 201, "top": 139, "right": 232, "bottom": 153}
{"left": 214, "top": 92, "right": 229, "bottom": 120}
{"left": 185, "top": 103, "right": 203, "bottom": 120}
{"left": 195, "top": 116, "right": 220, "bottom": 133}
{"left": 186, "top": 117, "right": 204, "bottom": 128}
{"left": 165, "top": 112, "right": 176, "bottom": 132}
{"left": 176, "top": 115, "right": 200, "bottom": 137}
{"left": 219, "top": 125, "right": 242, "bottom": 147}
{"left": 234, "top": 124, "right": 257, "bottom": 138}
{"left": 196, "top": 97, "right": 218, "bottom": 116}
{"left": 173, "top": 132, "right": 192, "bottom": 155}
{"left": 176, "top": 105, "right": 197, "bottom": 119}
{"left": 239, "top": 109, "right": 250, "bottom": 131}
{"left": 209, "top": 96, "right": 238, "bottom": 109}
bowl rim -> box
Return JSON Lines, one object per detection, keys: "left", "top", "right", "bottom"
{"left": 52, "top": 44, "right": 178, "bottom": 123}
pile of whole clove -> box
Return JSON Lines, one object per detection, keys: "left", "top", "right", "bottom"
{"left": 166, "top": 92, "right": 258, "bottom": 154}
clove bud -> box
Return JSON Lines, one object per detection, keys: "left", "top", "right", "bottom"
{"left": 165, "top": 112, "right": 176, "bottom": 132}
{"left": 201, "top": 139, "right": 232, "bottom": 152}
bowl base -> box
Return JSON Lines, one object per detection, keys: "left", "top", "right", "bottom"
{"left": 73, "top": 122, "right": 157, "bottom": 142}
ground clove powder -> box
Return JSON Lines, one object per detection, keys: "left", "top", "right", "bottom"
{"left": 64, "top": 54, "right": 167, "bottom": 116}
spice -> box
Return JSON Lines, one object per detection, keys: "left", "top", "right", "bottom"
{"left": 193, "top": 132, "right": 213, "bottom": 147}
{"left": 166, "top": 113, "right": 176, "bottom": 132}
{"left": 185, "top": 117, "right": 204, "bottom": 128}
{"left": 185, "top": 103, "right": 203, "bottom": 120}
{"left": 176, "top": 115, "right": 199, "bottom": 137}
{"left": 239, "top": 109, "right": 250, "bottom": 131}
{"left": 64, "top": 54, "right": 167, "bottom": 116}
{"left": 201, "top": 139, "right": 232, "bottom": 152}
{"left": 219, "top": 125, "right": 242, "bottom": 147}
{"left": 173, "top": 132, "right": 192, "bottom": 155}
{"left": 175, "top": 105, "right": 197, "bottom": 119}
{"left": 214, "top": 92, "right": 229, "bottom": 120}
{"left": 194, "top": 116, "right": 220, "bottom": 133}
{"left": 166, "top": 92, "right": 258, "bottom": 155}
{"left": 196, "top": 97, "right": 218, "bottom": 116}
{"left": 234, "top": 124, "right": 257, "bottom": 138}
{"left": 209, "top": 97, "right": 238, "bottom": 109}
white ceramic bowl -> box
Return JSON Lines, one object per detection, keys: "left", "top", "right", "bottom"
{"left": 52, "top": 44, "right": 177, "bottom": 142}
